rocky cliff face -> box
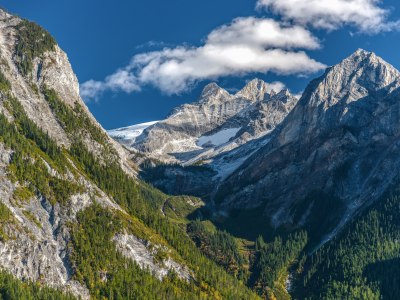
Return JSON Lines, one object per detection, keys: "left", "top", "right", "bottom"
{"left": 0, "top": 10, "right": 190, "bottom": 299}
{"left": 215, "top": 49, "right": 400, "bottom": 242}
{"left": 125, "top": 79, "right": 286, "bottom": 163}
{"left": 133, "top": 86, "right": 298, "bottom": 197}
{"left": 0, "top": 9, "right": 136, "bottom": 177}
{"left": 111, "top": 78, "right": 299, "bottom": 197}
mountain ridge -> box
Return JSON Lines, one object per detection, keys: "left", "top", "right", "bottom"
{"left": 215, "top": 48, "right": 400, "bottom": 243}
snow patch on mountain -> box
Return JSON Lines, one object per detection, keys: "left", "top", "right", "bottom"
{"left": 210, "top": 137, "right": 271, "bottom": 181}
{"left": 196, "top": 127, "right": 241, "bottom": 147}
{"left": 108, "top": 121, "right": 159, "bottom": 139}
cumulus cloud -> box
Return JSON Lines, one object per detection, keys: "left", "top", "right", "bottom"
{"left": 256, "top": 0, "right": 400, "bottom": 33}
{"left": 80, "top": 69, "right": 140, "bottom": 102}
{"left": 264, "top": 81, "right": 286, "bottom": 93}
{"left": 205, "top": 17, "right": 321, "bottom": 49}
{"left": 80, "top": 17, "right": 326, "bottom": 101}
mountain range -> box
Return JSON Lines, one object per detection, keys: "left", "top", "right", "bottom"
{"left": 1, "top": 6, "right": 400, "bottom": 300}
{"left": 113, "top": 48, "right": 400, "bottom": 245}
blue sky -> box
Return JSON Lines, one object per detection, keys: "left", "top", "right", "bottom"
{"left": 5, "top": 0, "right": 400, "bottom": 129}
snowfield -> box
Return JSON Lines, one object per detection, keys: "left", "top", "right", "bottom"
{"left": 196, "top": 128, "right": 241, "bottom": 147}
{"left": 108, "top": 121, "right": 159, "bottom": 139}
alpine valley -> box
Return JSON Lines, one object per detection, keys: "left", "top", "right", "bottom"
{"left": 1, "top": 6, "right": 400, "bottom": 300}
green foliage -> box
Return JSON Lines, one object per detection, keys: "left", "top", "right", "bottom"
{"left": 0, "top": 69, "right": 11, "bottom": 91}
{"left": 0, "top": 93, "right": 84, "bottom": 205}
{"left": 69, "top": 141, "right": 260, "bottom": 299}
{"left": 255, "top": 235, "right": 264, "bottom": 251}
{"left": 6, "top": 92, "right": 72, "bottom": 173}
{"left": 15, "top": 19, "right": 57, "bottom": 76}
{"left": 30, "top": 82, "right": 39, "bottom": 95}
{"left": 0, "top": 269, "right": 76, "bottom": 300}
{"left": 0, "top": 44, "right": 258, "bottom": 298}
{"left": 43, "top": 84, "right": 82, "bottom": 136}
{"left": 163, "top": 196, "right": 203, "bottom": 221}
{"left": 188, "top": 219, "right": 250, "bottom": 283}
{"left": 48, "top": 176, "right": 84, "bottom": 206}
{"left": 254, "top": 231, "right": 307, "bottom": 298}
{"left": 0, "top": 202, "right": 10, "bottom": 221}
{"left": 42, "top": 85, "right": 116, "bottom": 163}
{"left": 22, "top": 209, "right": 42, "bottom": 228}
{"left": 71, "top": 202, "right": 205, "bottom": 299}
{"left": 0, "top": 202, "right": 12, "bottom": 242}
{"left": 137, "top": 180, "right": 166, "bottom": 210}
{"left": 212, "top": 205, "right": 274, "bottom": 242}
{"left": 140, "top": 162, "right": 214, "bottom": 183}
{"left": 0, "top": 57, "right": 10, "bottom": 70}
{"left": 297, "top": 193, "right": 400, "bottom": 300}
{"left": 142, "top": 157, "right": 167, "bottom": 169}
{"left": 188, "top": 160, "right": 206, "bottom": 167}
{"left": 43, "top": 86, "right": 98, "bottom": 140}
{"left": 13, "top": 186, "right": 34, "bottom": 201}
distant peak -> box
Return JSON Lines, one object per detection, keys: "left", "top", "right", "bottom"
{"left": 196, "top": 82, "right": 229, "bottom": 104}
{"left": 241, "top": 78, "right": 268, "bottom": 93}
{"left": 236, "top": 79, "right": 270, "bottom": 101}
{"left": 202, "top": 82, "right": 219, "bottom": 93}
{"left": 247, "top": 78, "right": 267, "bottom": 90}
{"left": 302, "top": 48, "right": 400, "bottom": 109}
{"left": 198, "top": 82, "right": 220, "bottom": 99}
{"left": 266, "top": 88, "right": 296, "bottom": 104}
{"left": 354, "top": 48, "right": 370, "bottom": 55}
{"left": 277, "top": 88, "right": 290, "bottom": 95}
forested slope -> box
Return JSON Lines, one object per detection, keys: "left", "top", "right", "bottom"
{"left": 0, "top": 7, "right": 261, "bottom": 300}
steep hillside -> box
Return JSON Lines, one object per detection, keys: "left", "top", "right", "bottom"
{"left": 299, "top": 191, "right": 400, "bottom": 299}
{"left": 0, "top": 9, "right": 136, "bottom": 177}
{"left": 0, "top": 9, "right": 261, "bottom": 300}
{"left": 216, "top": 49, "right": 400, "bottom": 242}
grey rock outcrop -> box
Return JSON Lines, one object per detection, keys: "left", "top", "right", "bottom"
{"left": 112, "top": 233, "right": 192, "bottom": 281}
{"left": 215, "top": 49, "right": 400, "bottom": 243}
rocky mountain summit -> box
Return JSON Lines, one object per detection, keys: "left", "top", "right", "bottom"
{"left": 110, "top": 79, "right": 301, "bottom": 202}
{"left": 216, "top": 49, "right": 400, "bottom": 242}
{"left": 115, "top": 78, "right": 296, "bottom": 163}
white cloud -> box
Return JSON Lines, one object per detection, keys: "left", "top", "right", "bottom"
{"left": 80, "top": 17, "right": 326, "bottom": 100}
{"left": 206, "top": 17, "right": 321, "bottom": 50}
{"left": 256, "top": 0, "right": 400, "bottom": 34}
{"left": 265, "top": 81, "right": 286, "bottom": 92}
{"left": 135, "top": 41, "right": 175, "bottom": 49}
{"left": 225, "top": 87, "right": 241, "bottom": 93}
{"left": 293, "top": 91, "right": 304, "bottom": 99}
{"left": 80, "top": 69, "right": 140, "bottom": 102}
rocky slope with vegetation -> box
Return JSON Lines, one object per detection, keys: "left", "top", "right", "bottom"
{"left": 216, "top": 49, "right": 400, "bottom": 241}
{"left": 123, "top": 49, "right": 400, "bottom": 300}
{"left": 0, "top": 8, "right": 260, "bottom": 300}
{"left": 3, "top": 5, "right": 400, "bottom": 300}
